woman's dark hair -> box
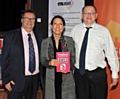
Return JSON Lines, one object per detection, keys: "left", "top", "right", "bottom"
{"left": 50, "top": 15, "right": 66, "bottom": 26}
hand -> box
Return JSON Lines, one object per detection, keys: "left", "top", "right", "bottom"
{"left": 62, "top": 72, "right": 68, "bottom": 74}
{"left": 49, "top": 59, "right": 59, "bottom": 66}
{"left": 110, "top": 78, "right": 118, "bottom": 89}
{"left": 5, "top": 81, "right": 15, "bottom": 91}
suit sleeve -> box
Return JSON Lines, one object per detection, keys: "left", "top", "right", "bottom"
{"left": 69, "top": 37, "right": 76, "bottom": 69}
{"left": 40, "top": 39, "right": 50, "bottom": 68}
{"left": 1, "top": 32, "right": 12, "bottom": 85}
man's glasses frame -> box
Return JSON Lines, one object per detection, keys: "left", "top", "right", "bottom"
{"left": 23, "top": 17, "right": 35, "bottom": 21}
{"left": 82, "top": 12, "right": 96, "bottom": 15}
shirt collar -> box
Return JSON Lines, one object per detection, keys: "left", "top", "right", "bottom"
{"left": 21, "top": 27, "right": 34, "bottom": 37}
{"left": 82, "top": 23, "right": 95, "bottom": 29}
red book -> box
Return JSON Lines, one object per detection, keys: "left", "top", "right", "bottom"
{"left": 56, "top": 52, "right": 70, "bottom": 73}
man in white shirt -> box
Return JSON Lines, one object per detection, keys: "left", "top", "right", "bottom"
{"left": 70, "top": 5, "right": 119, "bottom": 99}
{"left": 1, "top": 10, "right": 43, "bottom": 99}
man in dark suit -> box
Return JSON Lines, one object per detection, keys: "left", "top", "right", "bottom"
{"left": 1, "top": 10, "right": 43, "bottom": 99}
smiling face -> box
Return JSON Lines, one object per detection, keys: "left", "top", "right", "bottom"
{"left": 21, "top": 12, "right": 35, "bottom": 32}
{"left": 82, "top": 6, "right": 98, "bottom": 27}
{"left": 51, "top": 18, "right": 65, "bottom": 36}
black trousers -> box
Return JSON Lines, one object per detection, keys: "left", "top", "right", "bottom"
{"left": 7, "top": 74, "right": 39, "bottom": 99}
{"left": 74, "top": 68, "right": 107, "bottom": 99}
{"left": 55, "top": 72, "right": 62, "bottom": 99}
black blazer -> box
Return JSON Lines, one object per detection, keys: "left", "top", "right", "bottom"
{"left": 1, "top": 28, "right": 44, "bottom": 92}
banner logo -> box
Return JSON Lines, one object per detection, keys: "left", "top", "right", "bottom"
{"left": 58, "top": 0, "right": 74, "bottom": 9}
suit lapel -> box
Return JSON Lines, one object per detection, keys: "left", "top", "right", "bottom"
{"left": 15, "top": 29, "right": 24, "bottom": 56}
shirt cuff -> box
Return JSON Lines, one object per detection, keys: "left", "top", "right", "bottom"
{"left": 112, "top": 72, "right": 118, "bottom": 78}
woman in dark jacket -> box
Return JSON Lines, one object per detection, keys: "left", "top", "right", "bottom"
{"left": 40, "top": 15, "right": 76, "bottom": 99}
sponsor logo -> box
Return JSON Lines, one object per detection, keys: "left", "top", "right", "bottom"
{"left": 58, "top": 0, "right": 74, "bottom": 9}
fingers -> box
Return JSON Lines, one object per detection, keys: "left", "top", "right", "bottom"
{"left": 5, "top": 82, "right": 12, "bottom": 91}
{"left": 110, "top": 78, "right": 118, "bottom": 89}
{"left": 62, "top": 72, "right": 68, "bottom": 74}
{"left": 5, "top": 81, "right": 15, "bottom": 91}
{"left": 11, "top": 81, "right": 15, "bottom": 85}
{"left": 49, "top": 59, "right": 59, "bottom": 66}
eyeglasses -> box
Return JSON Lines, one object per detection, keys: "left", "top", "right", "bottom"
{"left": 23, "top": 17, "right": 35, "bottom": 21}
{"left": 83, "top": 12, "right": 96, "bottom": 15}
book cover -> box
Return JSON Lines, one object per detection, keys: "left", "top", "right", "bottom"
{"left": 56, "top": 52, "right": 70, "bottom": 73}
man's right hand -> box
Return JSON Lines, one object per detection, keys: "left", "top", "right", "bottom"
{"left": 5, "top": 81, "right": 15, "bottom": 91}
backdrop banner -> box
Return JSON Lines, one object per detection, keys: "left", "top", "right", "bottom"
{"left": 49, "top": 0, "right": 84, "bottom": 36}
{"left": 94, "top": 0, "right": 120, "bottom": 99}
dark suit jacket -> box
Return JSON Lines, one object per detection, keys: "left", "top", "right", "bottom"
{"left": 1, "top": 28, "right": 44, "bottom": 92}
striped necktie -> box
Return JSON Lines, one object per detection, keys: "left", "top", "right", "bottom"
{"left": 28, "top": 34, "right": 35, "bottom": 73}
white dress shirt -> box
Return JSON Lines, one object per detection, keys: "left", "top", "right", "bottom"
{"left": 70, "top": 23, "right": 119, "bottom": 78}
{"left": 22, "top": 27, "right": 39, "bottom": 76}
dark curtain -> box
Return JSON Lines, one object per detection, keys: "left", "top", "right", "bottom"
{"left": 0, "top": 0, "right": 27, "bottom": 31}
{"left": 85, "top": 0, "right": 94, "bottom": 5}
{"left": 0, "top": 0, "right": 94, "bottom": 32}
